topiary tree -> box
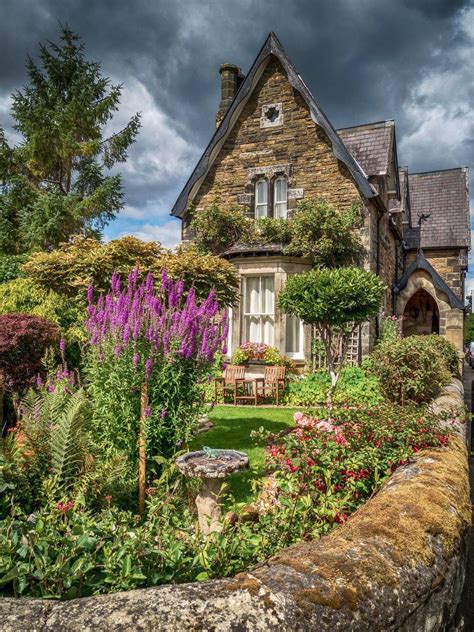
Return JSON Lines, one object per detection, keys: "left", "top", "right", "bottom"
{"left": 278, "top": 267, "right": 385, "bottom": 405}
{"left": 0, "top": 313, "right": 59, "bottom": 422}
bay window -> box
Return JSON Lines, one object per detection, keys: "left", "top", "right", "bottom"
{"left": 285, "top": 314, "right": 303, "bottom": 358}
{"left": 243, "top": 276, "right": 274, "bottom": 345}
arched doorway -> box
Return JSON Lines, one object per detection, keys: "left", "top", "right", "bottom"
{"left": 402, "top": 289, "right": 439, "bottom": 336}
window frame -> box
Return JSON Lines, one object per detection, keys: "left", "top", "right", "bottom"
{"left": 254, "top": 178, "right": 269, "bottom": 219}
{"left": 273, "top": 176, "right": 288, "bottom": 219}
{"left": 242, "top": 275, "right": 275, "bottom": 345}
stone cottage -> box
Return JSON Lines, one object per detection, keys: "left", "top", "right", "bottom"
{"left": 171, "top": 32, "right": 470, "bottom": 365}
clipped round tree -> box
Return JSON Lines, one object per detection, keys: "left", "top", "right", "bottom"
{"left": 0, "top": 313, "right": 59, "bottom": 420}
{"left": 279, "top": 267, "right": 385, "bottom": 404}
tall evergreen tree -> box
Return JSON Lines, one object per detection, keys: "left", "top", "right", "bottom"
{"left": 0, "top": 25, "right": 141, "bottom": 253}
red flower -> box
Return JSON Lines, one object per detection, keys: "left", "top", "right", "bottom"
{"left": 334, "top": 512, "right": 348, "bottom": 524}
{"left": 55, "top": 500, "right": 75, "bottom": 513}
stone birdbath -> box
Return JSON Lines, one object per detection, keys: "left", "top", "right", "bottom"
{"left": 176, "top": 449, "right": 249, "bottom": 535}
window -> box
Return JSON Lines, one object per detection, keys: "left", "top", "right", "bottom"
{"left": 274, "top": 177, "right": 288, "bottom": 218}
{"left": 285, "top": 314, "right": 303, "bottom": 359}
{"left": 244, "top": 276, "right": 274, "bottom": 345}
{"left": 255, "top": 179, "right": 268, "bottom": 218}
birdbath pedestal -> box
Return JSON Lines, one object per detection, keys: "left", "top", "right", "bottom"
{"left": 176, "top": 449, "right": 249, "bottom": 535}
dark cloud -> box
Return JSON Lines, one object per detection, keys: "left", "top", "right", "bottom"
{"left": 0, "top": 0, "right": 473, "bottom": 244}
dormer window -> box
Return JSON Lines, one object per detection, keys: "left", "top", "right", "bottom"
{"left": 255, "top": 178, "right": 268, "bottom": 218}
{"left": 274, "top": 176, "right": 288, "bottom": 219}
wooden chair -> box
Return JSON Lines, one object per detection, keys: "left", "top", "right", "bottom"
{"left": 214, "top": 365, "right": 246, "bottom": 405}
{"left": 255, "top": 366, "right": 286, "bottom": 405}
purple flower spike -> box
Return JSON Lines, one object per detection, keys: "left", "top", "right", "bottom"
{"left": 59, "top": 338, "right": 66, "bottom": 354}
{"left": 87, "top": 284, "right": 94, "bottom": 304}
{"left": 133, "top": 352, "right": 139, "bottom": 368}
{"left": 144, "top": 406, "right": 152, "bottom": 418}
{"left": 160, "top": 409, "right": 166, "bottom": 419}
{"left": 114, "top": 344, "right": 121, "bottom": 357}
{"left": 145, "top": 357, "right": 152, "bottom": 380}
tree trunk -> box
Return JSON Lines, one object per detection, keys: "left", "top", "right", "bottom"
{"left": 138, "top": 382, "right": 148, "bottom": 514}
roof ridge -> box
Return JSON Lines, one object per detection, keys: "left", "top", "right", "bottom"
{"left": 337, "top": 119, "right": 394, "bottom": 132}
{"left": 409, "top": 167, "right": 467, "bottom": 176}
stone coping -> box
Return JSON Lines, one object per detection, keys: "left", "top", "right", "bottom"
{"left": 1, "top": 379, "right": 470, "bottom": 631}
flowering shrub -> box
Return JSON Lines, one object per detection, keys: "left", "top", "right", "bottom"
{"left": 266, "top": 404, "right": 450, "bottom": 522}
{"left": 231, "top": 342, "right": 287, "bottom": 366}
{"left": 85, "top": 269, "right": 228, "bottom": 473}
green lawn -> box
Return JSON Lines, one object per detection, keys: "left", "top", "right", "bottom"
{"left": 190, "top": 406, "right": 298, "bottom": 505}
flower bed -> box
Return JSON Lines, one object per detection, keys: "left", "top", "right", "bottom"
{"left": 0, "top": 402, "right": 450, "bottom": 599}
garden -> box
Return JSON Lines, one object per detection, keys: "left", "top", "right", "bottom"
{"left": 0, "top": 26, "right": 462, "bottom": 602}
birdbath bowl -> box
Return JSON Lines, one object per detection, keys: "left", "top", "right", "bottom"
{"left": 176, "top": 449, "right": 249, "bottom": 535}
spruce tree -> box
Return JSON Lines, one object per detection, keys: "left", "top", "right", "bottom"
{"left": 0, "top": 25, "right": 141, "bottom": 253}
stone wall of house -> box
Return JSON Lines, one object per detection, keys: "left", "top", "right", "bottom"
{"left": 184, "top": 56, "right": 362, "bottom": 230}
{"left": 406, "top": 248, "right": 464, "bottom": 300}
{"left": 2, "top": 381, "right": 469, "bottom": 631}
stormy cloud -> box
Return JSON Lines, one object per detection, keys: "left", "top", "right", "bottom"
{"left": 1, "top": 0, "right": 473, "bottom": 262}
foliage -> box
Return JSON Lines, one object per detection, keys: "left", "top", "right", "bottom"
{"left": 279, "top": 267, "right": 385, "bottom": 403}
{"left": 85, "top": 269, "right": 228, "bottom": 468}
{"left": 0, "top": 255, "right": 26, "bottom": 283}
{"left": 379, "top": 313, "right": 403, "bottom": 343}
{"left": 0, "top": 277, "right": 85, "bottom": 347}
{"left": 156, "top": 244, "right": 239, "bottom": 307}
{"left": 370, "top": 334, "right": 456, "bottom": 404}
{"left": 464, "top": 312, "right": 474, "bottom": 344}
{"left": 285, "top": 367, "right": 382, "bottom": 407}
{"left": 0, "top": 402, "right": 451, "bottom": 599}
{"left": 256, "top": 217, "right": 292, "bottom": 244}
{"left": 23, "top": 237, "right": 238, "bottom": 307}
{"left": 0, "top": 26, "right": 140, "bottom": 254}
{"left": 231, "top": 342, "right": 288, "bottom": 366}
{"left": 265, "top": 404, "right": 450, "bottom": 524}
{"left": 190, "top": 198, "right": 364, "bottom": 268}
{"left": 190, "top": 202, "right": 255, "bottom": 255}
{"left": 22, "top": 236, "right": 163, "bottom": 298}
{"left": 0, "top": 314, "right": 58, "bottom": 394}
{"left": 282, "top": 199, "right": 364, "bottom": 266}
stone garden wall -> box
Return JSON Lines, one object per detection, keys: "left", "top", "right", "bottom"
{"left": 1, "top": 379, "right": 470, "bottom": 631}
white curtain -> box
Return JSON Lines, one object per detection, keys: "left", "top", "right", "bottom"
{"left": 274, "top": 177, "right": 288, "bottom": 219}
{"left": 255, "top": 180, "right": 268, "bottom": 218}
{"left": 286, "top": 314, "right": 300, "bottom": 354}
{"left": 244, "top": 276, "right": 274, "bottom": 345}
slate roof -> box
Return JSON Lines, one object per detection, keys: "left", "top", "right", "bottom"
{"left": 403, "top": 168, "right": 470, "bottom": 250}
{"left": 171, "top": 32, "right": 376, "bottom": 219}
{"left": 337, "top": 121, "right": 394, "bottom": 176}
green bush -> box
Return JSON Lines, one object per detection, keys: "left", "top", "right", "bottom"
{"left": 0, "top": 255, "right": 26, "bottom": 283}
{"left": 285, "top": 367, "right": 382, "bottom": 407}
{"left": 370, "top": 334, "right": 456, "bottom": 405}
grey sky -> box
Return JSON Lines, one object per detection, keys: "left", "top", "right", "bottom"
{"left": 1, "top": 0, "right": 473, "bottom": 274}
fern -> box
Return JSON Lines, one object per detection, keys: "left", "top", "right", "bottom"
{"left": 49, "top": 389, "right": 90, "bottom": 491}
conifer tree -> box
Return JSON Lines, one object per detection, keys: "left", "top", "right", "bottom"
{"left": 0, "top": 25, "right": 141, "bottom": 254}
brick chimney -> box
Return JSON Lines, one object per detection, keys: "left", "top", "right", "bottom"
{"left": 216, "top": 63, "right": 244, "bottom": 127}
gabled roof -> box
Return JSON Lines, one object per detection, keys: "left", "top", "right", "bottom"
{"left": 388, "top": 166, "right": 410, "bottom": 221}
{"left": 171, "top": 32, "right": 376, "bottom": 219}
{"left": 337, "top": 120, "right": 395, "bottom": 177}
{"left": 403, "top": 168, "right": 470, "bottom": 250}
{"left": 394, "top": 250, "right": 464, "bottom": 310}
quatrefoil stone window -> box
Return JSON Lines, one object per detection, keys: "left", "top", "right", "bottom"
{"left": 260, "top": 103, "right": 283, "bottom": 128}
